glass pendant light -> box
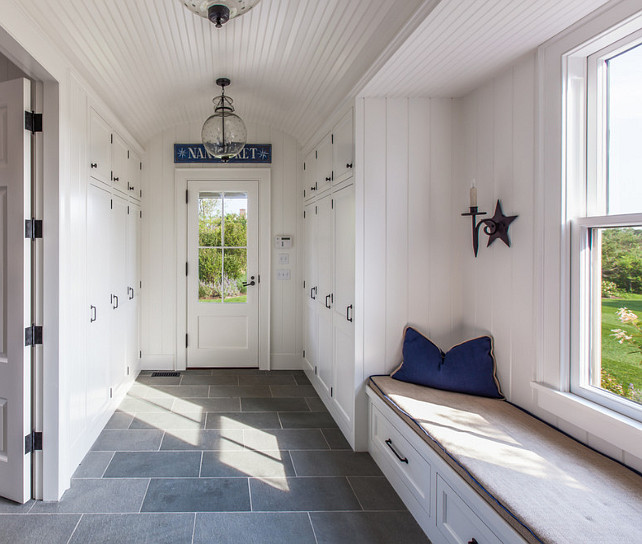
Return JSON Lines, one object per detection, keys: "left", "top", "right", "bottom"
{"left": 202, "top": 78, "right": 247, "bottom": 162}
{"left": 181, "top": 1, "right": 262, "bottom": 28}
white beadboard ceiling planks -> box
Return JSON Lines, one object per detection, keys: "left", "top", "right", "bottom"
{"left": 360, "top": 0, "right": 611, "bottom": 98}
{"left": 11, "top": 0, "right": 611, "bottom": 145}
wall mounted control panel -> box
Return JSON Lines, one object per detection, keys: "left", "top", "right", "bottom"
{"left": 274, "top": 235, "right": 292, "bottom": 249}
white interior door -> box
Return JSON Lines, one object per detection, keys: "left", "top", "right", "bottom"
{"left": 0, "top": 78, "right": 32, "bottom": 504}
{"left": 110, "top": 195, "right": 128, "bottom": 391}
{"left": 187, "top": 180, "right": 259, "bottom": 367}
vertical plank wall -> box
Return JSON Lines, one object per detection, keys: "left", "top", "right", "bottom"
{"left": 141, "top": 122, "right": 302, "bottom": 369}
{"left": 356, "top": 97, "right": 465, "bottom": 382}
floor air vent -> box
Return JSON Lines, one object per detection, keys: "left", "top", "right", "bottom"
{"left": 151, "top": 371, "right": 181, "bottom": 377}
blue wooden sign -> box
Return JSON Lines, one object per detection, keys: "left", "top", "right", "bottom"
{"left": 174, "top": 143, "right": 271, "bottom": 164}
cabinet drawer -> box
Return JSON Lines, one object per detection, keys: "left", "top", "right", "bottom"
{"left": 370, "top": 405, "right": 431, "bottom": 513}
{"left": 437, "top": 475, "right": 502, "bottom": 544}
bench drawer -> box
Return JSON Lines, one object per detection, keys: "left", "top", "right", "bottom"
{"left": 370, "top": 404, "right": 431, "bottom": 513}
{"left": 437, "top": 475, "right": 503, "bottom": 544}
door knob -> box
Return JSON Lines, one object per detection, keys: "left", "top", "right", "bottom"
{"left": 243, "top": 276, "right": 256, "bottom": 287}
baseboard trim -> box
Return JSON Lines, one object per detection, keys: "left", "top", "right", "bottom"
{"left": 141, "top": 354, "right": 175, "bottom": 371}
{"left": 270, "top": 353, "right": 303, "bottom": 370}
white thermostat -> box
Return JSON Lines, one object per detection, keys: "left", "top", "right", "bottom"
{"left": 274, "top": 235, "right": 293, "bottom": 249}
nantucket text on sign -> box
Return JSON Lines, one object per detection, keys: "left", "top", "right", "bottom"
{"left": 174, "top": 143, "right": 271, "bottom": 164}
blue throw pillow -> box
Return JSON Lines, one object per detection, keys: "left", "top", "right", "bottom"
{"left": 391, "top": 327, "right": 503, "bottom": 399}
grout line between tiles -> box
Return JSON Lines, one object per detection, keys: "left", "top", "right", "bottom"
{"left": 198, "top": 451, "right": 204, "bottom": 477}
{"left": 248, "top": 478, "right": 253, "bottom": 512}
{"left": 100, "top": 452, "right": 117, "bottom": 478}
{"left": 191, "top": 512, "right": 197, "bottom": 544}
{"left": 138, "top": 479, "right": 152, "bottom": 513}
{"left": 308, "top": 512, "right": 320, "bottom": 544}
{"left": 320, "top": 429, "right": 332, "bottom": 450}
{"left": 345, "top": 477, "right": 365, "bottom": 511}
{"left": 65, "top": 513, "right": 83, "bottom": 544}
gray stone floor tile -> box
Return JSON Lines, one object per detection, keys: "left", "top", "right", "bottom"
{"left": 68, "top": 513, "right": 194, "bottom": 544}
{"left": 269, "top": 385, "right": 318, "bottom": 398}
{"left": 239, "top": 374, "right": 297, "bottom": 386}
{"left": 117, "top": 396, "right": 175, "bottom": 413}
{"left": 209, "top": 385, "right": 272, "bottom": 398}
{"left": 0, "top": 514, "right": 80, "bottom": 544}
{"left": 91, "top": 429, "right": 164, "bottom": 451}
{"left": 172, "top": 397, "right": 241, "bottom": 414}
{"left": 180, "top": 374, "right": 239, "bottom": 385}
{"left": 294, "top": 373, "right": 312, "bottom": 385}
{"left": 181, "top": 369, "right": 213, "bottom": 375}
{"left": 72, "top": 452, "right": 115, "bottom": 479}
{"left": 201, "top": 450, "right": 295, "bottom": 478}
{"left": 144, "top": 385, "right": 211, "bottom": 398}
{"left": 0, "top": 497, "right": 34, "bottom": 513}
{"left": 290, "top": 451, "right": 382, "bottom": 477}
{"left": 160, "top": 429, "right": 245, "bottom": 451}
{"left": 141, "top": 478, "right": 251, "bottom": 512}
{"left": 305, "top": 397, "right": 329, "bottom": 412}
{"left": 104, "top": 451, "right": 202, "bottom": 478}
{"left": 136, "top": 375, "right": 182, "bottom": 385}
{"left": 193, "top": 513, "right": 316, "bottom": 544}
{"left": 105, "top": 412, "right": 135, "bottom": 429}
{"left": 30, "top": 479, "right": 150, "bottom": 513}
{"left": 250, "top": 477, "right": 361, "bottom": 511}
{"left": 242, "top": 397, "right": 309, "bottom": 412}
{"left": 279, "top": 412, "right": 338, "bottom": 429}
{"left": 348, "top": 477, "right": 407, "bottom": 510}
{"left": 129, "top": 411, "right": 206, "bottom": 430}
{"left": 243, "top": 429, "right": 329, "bottom": 451}
{"left": 309, "top": 512, "right": 430, "bottom": 544}
{"left": 206, "top": 412, "right": 282, "bottom": 430}
{"left": 321, "top": 428, "right": 351, "bottom": 450}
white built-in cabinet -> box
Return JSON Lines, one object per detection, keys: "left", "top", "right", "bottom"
{"left": 303, "top": 108, "right": 356, "bottom": 443}
{"left": 87, "top": 107, "right": 142, "bottom": 406}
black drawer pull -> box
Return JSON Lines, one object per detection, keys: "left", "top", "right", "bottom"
{"left": 385, "top": 439, "right": 408, "bottom": 464}
{"left": 90, "top": 162, "right": 97, "bottom": 168}
{"left": 346, "top": 304, "right": 353, "bottom": 322}
{"left": 468, "top": 540, "right": 478, "bottom": 544}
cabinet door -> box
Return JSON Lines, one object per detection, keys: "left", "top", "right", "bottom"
{"left": 89, "top": 108, "right": 112, "bottom": 185}
{"left": 332, "top": 184, "right": 354, "bottom": 423}
{"left": 128, "top": 150, "right": 142, "bottom": 199}
{"left": 110, "top": 195, "right": 129, "bottom": 392}
{"left": 316, "top": 134, "right": 333, "bottom": 193}
{"left": 304, "top": 203, "right": 318, "bottom": 371}
{"left": 316, "top": 195, "right": 334, "bottom": 396}
{"left": 127, "top": 203, "right": 141, "bottom": 377}
{"left": 333, "top": 109, "right": 354, "bottom": 184}
{"left": 86, "top": 183, "right": 112, "bottom": 420}
{"left": 303, "top": 149, "right": 317, "bottom": 201}
{"left": 111, "top": 134, "right": 129, "bottom": 195}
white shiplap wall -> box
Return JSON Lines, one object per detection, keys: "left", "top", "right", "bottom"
{"left": 356, "top": 97, "right": 465, "bottom": 383}
{"left": 141, "top": 122, "right": 302, "bottom": 369}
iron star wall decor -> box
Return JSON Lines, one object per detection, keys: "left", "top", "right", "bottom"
{"left": 461, "top": 199, "right": 518, "bottom": 257}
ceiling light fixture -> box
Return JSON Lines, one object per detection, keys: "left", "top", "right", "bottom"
{"left": 202, "top": 78, "right": 247, "bottom": 162}
{"left": 181, "top": 1, "right": 261, "bottom": 28}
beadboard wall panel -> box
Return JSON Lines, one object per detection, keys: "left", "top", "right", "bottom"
{"left": 356, "top": 97, "right": 463, "bottom": 382}
{"left": 140, "top": 122, "right": 301, "bottom": 369}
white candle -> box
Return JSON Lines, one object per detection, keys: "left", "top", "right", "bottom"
{"left": 469, "top": 180, "right": 477, "bottom": 208}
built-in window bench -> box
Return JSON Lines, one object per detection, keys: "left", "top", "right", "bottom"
{"left": 367, "top": 376, "right": 642, "bottom": 544}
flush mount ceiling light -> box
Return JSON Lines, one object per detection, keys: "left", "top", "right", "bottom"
{"left": 202, "top": 78, "right": 247, "bottom": 162}
{"left": 181, "top": 1, "right": 261, "bottom": 28}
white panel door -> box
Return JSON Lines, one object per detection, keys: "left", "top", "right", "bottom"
{"left": 316, "top": 195, "right": 334, "bottom": 396}
{"left": 89, "top": 108, "right": 111, "bottom": 185}
{"left": 304, "top": 203, "right": 318, "bottom": 373}
{"left": 333, "top": 109, "right": 354, "bottom": 185}
{"left": 187, "top": 180, "right": 259, "bottom": 367}
{"left": 111, "top": 134, "right": 129, "bottom": 196}
{"left": 0, "top": 78, "right": 32, "bottom": 504}
{"left": 304, "top": 149, "right": 317, "bottom": 201}
{"left": 127, "top": 203, "right": 141, "bottom": 376}
{"left": 111, "top": 195, "right": 129, "bottom": 391}
{"left": 333, "top": 185, "right": 355, "bottom": 423}
{"left": 316, "top": 135, "right": 333, "bottom": 193}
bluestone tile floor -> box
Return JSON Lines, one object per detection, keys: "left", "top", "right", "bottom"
{"left": 0, "top": 370, "right": 430, "bottom": 544}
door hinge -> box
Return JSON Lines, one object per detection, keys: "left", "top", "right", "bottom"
{"left": 25, "top": 431, "right": 42, "bottom": 454}
{"left": 186, "top": 189, "right": 189, "bottom": 204}
{"left": 257, "top": 275, "right": 261, "bottom": 284}
{"left": 186, "top": 333, "right": 189, "bottom": 348}
{"left": 25, "top": 325, "right": 43, "bottom": 346}
{"left": 25, "top": 111, "right": 42, "bottom": 133}
{"left": 25, "top": 219, "right": 43, "bottom": 240}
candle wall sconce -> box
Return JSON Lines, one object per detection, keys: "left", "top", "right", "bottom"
{"left": 461, "top": 200, "right": 518, "bottom": 257}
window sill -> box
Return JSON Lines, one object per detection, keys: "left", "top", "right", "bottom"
{"left": 531, "top": 382, "right": 642, "bottom": 459}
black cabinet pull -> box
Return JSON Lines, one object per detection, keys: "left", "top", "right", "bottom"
{"left": 385, "top": 439, "right": 408, "bottom": 464}
{"left": 128, "top": 286, "right": 134, "bottom": 300}
{"left": 325, "top": 294, "right": 331, "bottom": 309}
{"left": 310, "top": 186, "right": 316, "bottom": 192}
{"left": 468, "top": 540, "right": 478, "bottom": 544}
{"left": 113, "top": 295, "right": 119, "bottom": 309}
{"left": 325, "top": 176, "right": 331, "bottom": 182}
{"left": 90, "top": 305, "right": 97, "bottom": 323}
{"left": 90, "top": 162, "right": 97, "bottom": 168}
{"left": 346, "top": 304, "right": 353, "bottom": 322}
{"left": 113, "top": 176, "right": 119, "bottom": 182}
{"left": 310, "top": 287, "right": 317, "bottom": 300}
{"left": 346, "top": 163, "right": 353, "bottom": 169}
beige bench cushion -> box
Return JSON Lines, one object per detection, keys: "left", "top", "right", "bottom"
{"left": 369, "top": 375, "right": 642, "bottom": 544}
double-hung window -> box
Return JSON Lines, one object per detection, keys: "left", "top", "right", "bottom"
{"left": 571, "top": 30, "right": 642, "bottom": 421}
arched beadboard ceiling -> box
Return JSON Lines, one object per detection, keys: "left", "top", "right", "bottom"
{"left": 15, "top": 0, "right": 611, "bottom": 146}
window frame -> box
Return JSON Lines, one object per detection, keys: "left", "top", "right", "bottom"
{"left": 569, "top": 29, "right": 642, "bottom": 423}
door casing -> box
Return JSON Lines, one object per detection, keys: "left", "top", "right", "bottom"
{"left": 175, "top": 168, "right": 271, "bottom": 370}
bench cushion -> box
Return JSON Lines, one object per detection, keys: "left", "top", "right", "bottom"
{"left": 368, "top": 375, "right": 642, "bottom": 544}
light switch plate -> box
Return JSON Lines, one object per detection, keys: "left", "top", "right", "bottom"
{"left": 276, "top": 269, "right": 291, "bottom": 280}
{"left": 279, "top": 253, "right": 289, "bottom": 265}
